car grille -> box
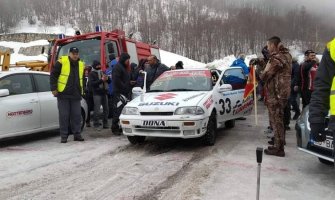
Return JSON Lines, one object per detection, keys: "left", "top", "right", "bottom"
{"left": 140, "top": 112, "right": 174, "bottom": 116}
{"left": 135, "top": 125, "right": 179, "bottom": 130}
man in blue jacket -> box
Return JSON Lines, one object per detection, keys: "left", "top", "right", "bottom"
{"left": 231, "top": 54, "right": 249, "bottom": 76}
{"left": 106, "top": 58, "right": 118, "bottom": 118}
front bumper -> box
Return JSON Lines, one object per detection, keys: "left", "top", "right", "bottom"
{"left": 120, "top": 115, "right": 209, "bottom": 139}
{"left": 296, "top": 106, "right": 334, "bottom": 162}
{"left": 298, "top": 147, "right": 334, "bottom": 163}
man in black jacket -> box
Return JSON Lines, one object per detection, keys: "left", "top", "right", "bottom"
{"left": 89, "top": 60, "right": 111, "bottom": 131}
{"left": 145, "top": 55, "right": 169, "bottom": 90}
{"left": 309, "top": 38, "right": 335, "bottom": 142}
{"left": 50, "top": 47, "right": 85, "bottom": 143}
{"left": 111, "top": 53, "right": 131, "bottom": 135}
{"left": 298, "top": 50, "right": 318, "bottom": 108}
{"left": 290, "top": 57, "right": 301, "bottom": 120}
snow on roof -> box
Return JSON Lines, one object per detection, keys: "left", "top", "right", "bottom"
{"left": 0, "top": 40, "right": 48, "bottom": 66}
{"left": 9, "top": 19, "right": 75, "bottom": 36}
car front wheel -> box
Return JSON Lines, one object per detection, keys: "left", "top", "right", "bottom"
{"left": 203, "top": 112, "right": 217, "bottom": 146}
{"left": 318, "top": 158, "right": 334, "bottom": 166}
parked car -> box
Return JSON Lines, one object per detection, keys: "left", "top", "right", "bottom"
{"left": 120, "top": 68, "right": 253, "bottom": 145}
{"left": 296, "top": 106, "right": 334, "bottom": 165}
{"left": 0, "top": 71, "right": 88, "bottom": 139}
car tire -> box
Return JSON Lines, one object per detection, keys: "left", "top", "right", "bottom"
{"left": 318, "top": 158, "right": 334, "bottom": 166}
{"left": 225, "top": 119, "right": 235, "bottom": 128}
{"left": 203, "top": 112, "right": 217, "bottom": 146}
{"left": 127, "top": 136, "right": 146, "bottom": 144}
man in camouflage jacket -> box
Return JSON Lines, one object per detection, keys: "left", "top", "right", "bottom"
{"left": 261, "top": 36, "right": 292, "bottom": 157}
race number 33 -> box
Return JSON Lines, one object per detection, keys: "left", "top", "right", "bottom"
{"left": 219, "top": 98, "right": 231, "bottom": 115}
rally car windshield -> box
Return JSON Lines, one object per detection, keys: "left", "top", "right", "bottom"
{"left": 56, "top": 39, "right": 101, "bottom": 66}
{"left": 149, "top": 70, "right": 213, "bottom": 92}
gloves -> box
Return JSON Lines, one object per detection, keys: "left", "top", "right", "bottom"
{"left": 249, "top": 59, "right": 259, "bottom": 66}
{"left": 310, "top": 123, "right": 326, "bottom": 142}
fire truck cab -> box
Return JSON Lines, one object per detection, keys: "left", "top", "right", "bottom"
{"left": 48, "top": 28, "right": 161, "bottom": 71}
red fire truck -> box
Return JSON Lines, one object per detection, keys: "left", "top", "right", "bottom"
{"left": 47, "top": 27, "right": 161, "bottom": 71}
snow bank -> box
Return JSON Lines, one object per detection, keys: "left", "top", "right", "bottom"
{"left": 160, "top": 50, "right": 206, "bottom": 69}
{"left": 206, "top": 54, "right": 257, "bottom": 70}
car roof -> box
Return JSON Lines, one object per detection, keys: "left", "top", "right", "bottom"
{"left": 0, "top": 70, "right": 50, "bottom": 78}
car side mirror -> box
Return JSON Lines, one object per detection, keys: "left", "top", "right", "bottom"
{"left": 132, "top": 87, "right": 145, "bottom": 100}
{"left": 218, "top": 84, "right": 232, "bottom": 93}
{"left": 0, "top": 89, "right": 10, "bottom": 97}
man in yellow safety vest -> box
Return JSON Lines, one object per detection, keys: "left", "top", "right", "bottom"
{"left": 50, "top": 47, "right": 85, "bottom": 143}
{"left": 309, "top": 38, "right": 335, "bottom": 143}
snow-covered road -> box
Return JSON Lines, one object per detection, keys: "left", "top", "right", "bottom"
{"left": 0, "top": 104, "right": 334, "bottom": 200}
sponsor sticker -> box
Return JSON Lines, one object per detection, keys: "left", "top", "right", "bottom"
{"left": 233, "top": 96, "right": 253, "bottom": 115}
{"left": 203, "top": 96, "right": 213, "bottom": 109}
{"left": 155, "top": 93, "right": 177, "bottom": 101}
{"left": 138, "top": 102, "right": 180, "bottom": 106}
{"left": 7, "top": 109, "right": 33, "bottom": 118}
{"left": 143, "top": 121, "right": 166, "bottom": 126}
{"left": 183, "top": 93, "right": 205, "bottom": 102}
{"left": 158, "top": 70, "right": 211, "bottom": 79}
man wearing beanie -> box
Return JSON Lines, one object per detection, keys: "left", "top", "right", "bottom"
{"left": 175, "top": 61, "right": 184, "bottom": 69}
{"left": 111, "top": 53, "right": 131, "bottom": 135}
{"left": 89, "top": 60, "right": 111, "bottom": 131}
{"left": 50, "top": 47, "right": 85, "bottom": 143}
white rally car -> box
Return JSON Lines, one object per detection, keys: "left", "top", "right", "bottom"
{"left": 0, "top": 71, "right": 88, "bottom": 139}
{"left": 120, "top": 68, "right": 254, "bottom": 145}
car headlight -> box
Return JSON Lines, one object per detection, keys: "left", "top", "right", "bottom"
{"left": 174, "top": 106, "right": 205, "bottom": 115}
{"left": 122, "top": 107, "right": 139, "bottom": 115}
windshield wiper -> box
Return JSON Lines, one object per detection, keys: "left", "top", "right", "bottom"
{"left": 167, "top": 89, "right": 199, "bottom": 92}
{"left": 147, "top": 89, "right": 165, "bottom": 93}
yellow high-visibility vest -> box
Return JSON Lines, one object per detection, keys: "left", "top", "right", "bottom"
{"left": 328, "top": 38, "right": 335, "bottom": 115}
{"left": 57, "top": 56, "right": 84, "bottom": 94}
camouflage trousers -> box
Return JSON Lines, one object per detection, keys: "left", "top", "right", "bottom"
{"left": 267, "top": 98, "right": 288, "bottom": 150}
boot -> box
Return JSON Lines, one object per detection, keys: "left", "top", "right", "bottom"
{"left": 74, "top": 134, "right": 85, "bottom": 141}
{"left": 267, "top": 145, "right": 276, "bottom": 150}
{"left": 113, "top": 129, "right": 122, "bottom": 135}
{"left": 61, "top": 137, "right": 68, "bottom": 143}
{"left": 268, "top": 137, "right": 274, "bottom": 145}
{"left": 264, "top": 147, "right": 285, "bottom": 157}
{"left": 86, "top": 122, "right": 91, "bottom": 127}
{"left": 103, "top": 122, "right": 109, "bottom": 129}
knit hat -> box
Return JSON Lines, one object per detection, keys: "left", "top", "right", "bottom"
{"left": 304, "top": 50, "right": 315, "bottom": 56}
{"left": 92, "top": 60, "right": 101, "bottom": 69}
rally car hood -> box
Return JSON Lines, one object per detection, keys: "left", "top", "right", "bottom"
{"left": 128, "top": 91, "right": 208, "bottom": 112}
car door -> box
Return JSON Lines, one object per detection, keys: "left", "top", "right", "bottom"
{"left": 216, "top": 68, "right": 248, "bottom": 122}
{"left": 33, "top": 74, "right": 59, "bottom": 129}
{"left": 0, "top": 74, "right": 40, "bottom": 136}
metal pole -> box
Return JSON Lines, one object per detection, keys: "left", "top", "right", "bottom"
{"left": 256, "top": 163, "right": 261, "bottom": 200}
{"left": 256, "top": 147, "right": 263, "bottom": 200}
{"left": 253, "top": 65, "right": 258, "bottom": 126}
